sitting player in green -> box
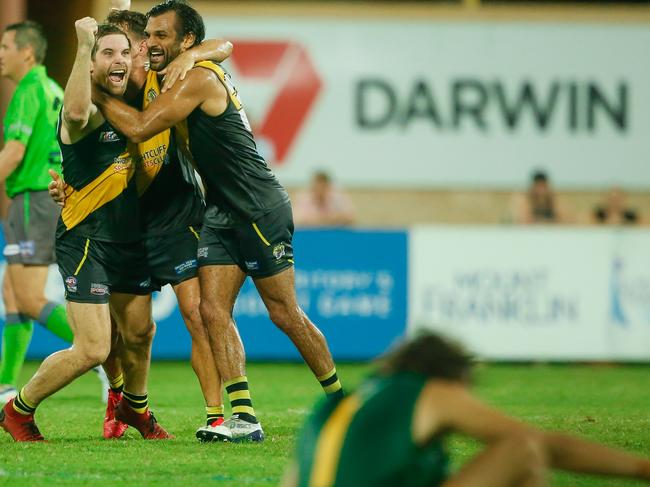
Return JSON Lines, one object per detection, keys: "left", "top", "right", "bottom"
{"left": 287, "top": 333, "right": 650, "bottom": 487}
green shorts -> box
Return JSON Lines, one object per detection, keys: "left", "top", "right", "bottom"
{"left": 197, "top": 203, "right": 294, "bottom": 278}
{"left": 3, "top": 191, "right": 60, "bottom": 265}
{"left": 144, "top": 225, "right": 200, "bottom": 288}
{"left": 56, "top": 233, "right": 152, "bottom": 304}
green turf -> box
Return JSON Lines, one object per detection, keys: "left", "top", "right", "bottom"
{"left": 1, "top": 362, "right": 650, "bottom": 486}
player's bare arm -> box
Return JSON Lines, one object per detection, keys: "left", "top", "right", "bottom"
{"left": 161, "top": 38, "right": 233, "bottom": 92}
{"left": 425, "top": 382, "right": 650, "bottom": 481}
{"left": 94, "top": 66, "right": 226, "bottom": 143}
{"left": 61, "top": 17, "right": 101, "bottom": 143}
{"left": 0, "top": 140, "right": 25, "bottom": 183}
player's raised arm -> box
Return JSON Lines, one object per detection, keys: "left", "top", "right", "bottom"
{"left": 427, "top": 382, "right": 650, "bottom": 482}
{"left": 94, "top": 66, "right": 217, "bottom": 143}
{"left": 160, "top": 38, "right": 233, "bottom": 92}
{"left": 62, "top": 18, "right": 98, "bottom": 134}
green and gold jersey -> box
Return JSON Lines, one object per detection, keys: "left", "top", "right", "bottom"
{"left": 56, "top": 115, "right": 140, "bottom": 242}
{"left": 296, "top": 373, "right": 449, "bottom": 487}
{"left": 187, "top": 61, "right": 289, "bottom": 224}
{"left": 3, "top": 65, "right": 63, "bottom": 198}
{"left": 135, "top": 70, "right": 204, "bottom": 237}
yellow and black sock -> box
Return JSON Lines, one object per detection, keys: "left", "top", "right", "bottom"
{"left": 123, "top": 390, "right": 148, "bottom": 414}
{"left": 13, "top": 389, "right": 37, "bottom": 416}
{"left": 318, "top": 368, "right": 344, "bottom": 399}
{"left": 225, "top": 376, "right": 257, "bottom": 423}
{"left": 109, "top": 373, "right": 124, "bottom": 394}
{"left": 206, "top": 405, "right": 224, "bottom": 426}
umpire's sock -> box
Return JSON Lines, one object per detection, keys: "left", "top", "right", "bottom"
{"left": 0, "top": 314, "right": 33, "bottom": 386}
{"left": 38, "top": 302, "right": 73, "bottom": 343}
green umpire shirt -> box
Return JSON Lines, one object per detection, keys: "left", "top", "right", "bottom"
{"left": 3, "top": 65, "right": 63, "bottom": 198}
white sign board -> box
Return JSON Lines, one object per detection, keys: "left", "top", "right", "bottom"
{"left": 408, "top": 227, "right": 650, "bottom": 360}
{"left": 205, "top": 17, "right": 650, "bottom": 189}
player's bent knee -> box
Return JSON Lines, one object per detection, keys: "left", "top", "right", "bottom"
{"left": 77, "top": 344, "right": 111, "bottom": 368}
{"left": 502, "top": 432, "right": 547, "bottom": 472}
{"left": 121, "top": 321, "right": 156, "bottom": 347}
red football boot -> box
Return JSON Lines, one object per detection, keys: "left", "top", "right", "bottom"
{"left": 115, "top": 400, "right": 173, "bottom": 440}
{"left": 103, "top": 390, "right": 128, "bottom": 439}
{"left": 0, "top": 399, "right": 45, "bottom": 442}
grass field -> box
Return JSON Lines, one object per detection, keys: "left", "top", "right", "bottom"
{"left": 2, "top": 361, "right": 650, "bottom": 486}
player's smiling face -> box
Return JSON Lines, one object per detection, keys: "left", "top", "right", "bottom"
{"left": 145, "top": 11, "right": 183, "bottom": 72}
{"left": 91, "top": 34, "right": 132, "bottom": 96}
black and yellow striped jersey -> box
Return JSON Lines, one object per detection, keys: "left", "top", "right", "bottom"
{"left": 135, "top": 71, "right": 204, "bottom": 237}
{"left": 187, "top": 61, "right": 289, "bottom": 224}
{"left": 296, "top": 373, "right": 449, "bottom": 487}
{"left": 56, "top": 115, "right": 140, "bottom": 243}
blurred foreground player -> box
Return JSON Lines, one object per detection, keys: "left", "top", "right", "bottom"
{"left": 0, "top": 20, "right": 169, "bottom": 441}
{"left": 0, "top": 20, "right": 107, "bottom": 404}
{"left": 93, "top": 0, "right": 343, "bottom": 443}
{"left": 286, "top": 333, "right": 650, "bottom": 487}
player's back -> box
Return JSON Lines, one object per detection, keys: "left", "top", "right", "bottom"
{"left": 295, "top": 373, "right": 449, "bottom": 487}
{"left": 56, "top": 116, "right": 140, "bottom": 243}
{"left": 186, "top": 61, "right": 289, "bottom": 222}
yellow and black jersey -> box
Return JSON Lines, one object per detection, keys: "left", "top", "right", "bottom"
{"left": 56, "top": 114, "right": 140, "bottom": 243}
{"left": 134, "top": 71, "right": 204, "bottom": 237}
{"left": 187, "top": 61, "right": 289, "bottom": 223}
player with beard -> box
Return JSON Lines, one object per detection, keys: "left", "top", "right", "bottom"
{"left": 49, "top": 6, "right": 234, "bottom": 438}
{"left": 93, "top": 0, "right": 343, "bottom": 443}
{"left": 0, "top": 20, "right": 169, "bottom": 441}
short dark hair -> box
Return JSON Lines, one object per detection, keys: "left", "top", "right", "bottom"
{"left": 147, "top": 0, "right": 205, "bottom": 47}
{"left": 532, "top": 170, "right": 548, "bottom": 183}
{"left": 5, "top": 20, "right": 47, "bottom": 64}
{"left": 91, "top": 24, "right": 131, "bottom": 60}
{"left": 106, "top": 10, "right": 147, "bottom": 41}
{"left": 314, "top": 170, "right": 331, "bottom": 184}
{"left": 376, "top": 332, "right": 473, "bottom": 382}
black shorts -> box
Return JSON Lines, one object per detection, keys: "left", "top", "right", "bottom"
{"left": 145, "top": 226, "right": 200, "bottom": 288}
{"left": 197, "top": 203, "right": 294, "bottom": 278}
{"left": 3, "top": 191, "right": 60, "bottom": 265}
{"left": 56, "top": 233, "right": 152, "bottom": 304}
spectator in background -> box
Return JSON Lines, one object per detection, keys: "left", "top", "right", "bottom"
{"left": 511, "top": 170, "right": 572, "bottom": 224}
{"left": 592, "top": 187, "right": 640, "bottom": 225}
{"left": 293, "top": 170, "right": 356, "bottom": 227}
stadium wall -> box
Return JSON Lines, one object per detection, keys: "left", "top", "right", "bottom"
{"left": 3, "top": 227, "right": 650, "bottom": 362}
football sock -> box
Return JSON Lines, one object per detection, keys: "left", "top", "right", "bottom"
{"left": 109, "top": 373, "right": 124, "bottom": 394}
{"left": 318, "top": 368, "right": 344, "bottom": 399}
{"left": 225, "top": 376, "right": 257, "bottom": 423}
{"left": 123, "top": 390, "right": 148, "bottom": 413}
{"left": 206, "top": 405, "right": 224, "bottom": 425}
{"left": 13, "top": 389, "right": 36, "bottom": 416}
{"left": 37, "top": 302, "right": 73, "bottom": 343}
{"left": 0, "top": 314, "right": 33, "bottom": 386}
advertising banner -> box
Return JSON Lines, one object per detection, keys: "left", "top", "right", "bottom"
{"left": 408, "top": 226, "right": 650, "bottom": 360}
{"left": 207, "top": 18, "right": 650, "bottom": 189}
{"left": 0, "top": 229, "right": 408, "bottom": 361}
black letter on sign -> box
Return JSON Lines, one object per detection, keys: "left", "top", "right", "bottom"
{"left": 402, "top": 80, "right": 443, "bottom": 129}
{"left": 587, "top": 83, "right": 627, "bottom": 132}
{"left": 452, "top": 79, "right": 488, "bottom": 131}
{"left": 494, "top": 81, "right": 560, "bottom": 131}
{"left": 356, "top": 79, "right": 396, "bottom": 129}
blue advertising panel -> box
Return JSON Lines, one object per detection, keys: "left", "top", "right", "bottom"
{"left": 1, "top": 229, "right": 408, "bottom": 361}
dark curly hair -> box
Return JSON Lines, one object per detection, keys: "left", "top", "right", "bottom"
{"left": 146, "top": 0, "right": 204, "bottom": 47}
{"left": 376, "top": 332, "right": 473, "bottom": 382}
